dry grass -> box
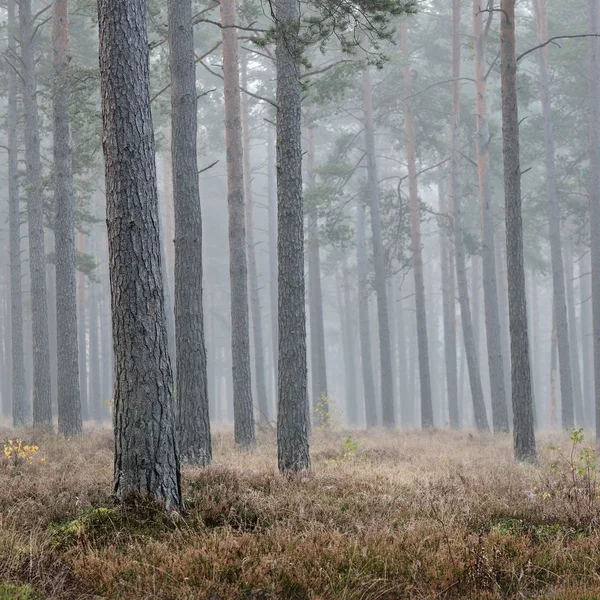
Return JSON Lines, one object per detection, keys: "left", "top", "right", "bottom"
{"left": 0, "top": 426, "right": 599, "bottom": 599}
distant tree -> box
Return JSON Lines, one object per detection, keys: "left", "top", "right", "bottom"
{"left": 98, "top": 0, "right": 181, "bottom": 508}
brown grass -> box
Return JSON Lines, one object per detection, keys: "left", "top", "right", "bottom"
{"left": 0, "top": 426, "right": 599, "bottom": 599}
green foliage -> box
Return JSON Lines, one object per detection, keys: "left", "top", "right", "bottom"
{"left": 0, "top": 584, "right": 39, "bottom": 600}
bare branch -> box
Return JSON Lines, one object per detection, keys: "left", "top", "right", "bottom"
{"left": 517, "top": 34, "right": 600, "bottom": 62}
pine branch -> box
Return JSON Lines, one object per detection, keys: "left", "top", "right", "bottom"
{"left": 517, "top": 34, "right": 600, "bottom": 62}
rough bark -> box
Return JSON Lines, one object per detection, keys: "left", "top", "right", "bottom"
{"left": 305, "top": 126, "right": 329, "bottom": 424}
{"left": 169, "top": 0, "right": 213, "bottom": 462}
{"left": 20, "top": 0, "right": 52, "bottom": 428}
{"left": 241, "top": 58, "right": 269, "bottom": 425}
{"left": 220, "top": 0, "right": 256, "bottom": 448}
{"left": 7, "top": 0, "right": 27, "bottom": 427}
{"left": 439, "top": 181, "right": 459, "bottom": 428}
{"left": 473, "top": 0, "right": 510, "bottom": 433}
{"left": 500, "top": 0, "right": 536, "bottom": 462}
{"left": 401, "top": 20, "right": 434, "bottom": 428}
{"left": 357, "top": 200, "right": 378, "bottom": 428}
{"left": 589, "top": 0, "right": 600, "bottom": 440}
{"left": 98, "top": 0, "right": 182, "bottom": 508}
{"left": 53, "top": 0, "right": 82, "bottom": 437}
{"left": 533, "top": 0, "right": 575, "bottom": 429}
{"left": 276, "top": 0, "right": 310, "bottom": 471}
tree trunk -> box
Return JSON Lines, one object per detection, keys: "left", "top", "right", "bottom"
{"left": 401, "top": 20, "right": 433, "bottom": 428}
{"left": 305, "top": 126, "right": 329, "bottom": 425}
{"left": 500, "top": 0, "right": 536, "bottom": 461}
{"left": 20, "top": 0, "right": 52, "bottom": 428}
{"left": 551, "top": 303, "right": 558, "bottom": 427}
{"left": 98, "top": 0, "right": 181, "bottom": 509}
{"left": 7, "top": 0, "right": 26, "bottom": 427}
{"left": 533, "top": 0, "right": 575, "bottom": 429}
{"left": 589, "top": 0, "right": 600, "bottom": 440}
{"left": 88, "top": 240, "right": 101, "bottom": 423}
{"left": 450, "top": 0, "right": 488, "bottom": 431}
{"left": 53, "top": 0, "right": 82, "bottom": 437}
{"left": 241, "top": 59, "right": 269, "bottom": 426}
{"left": 77, "top": 233, "right": 89, "bottom": 421}
{"left": 275, "top": 0, "right": 310, "bottom": 471}
{"left": 169, "top": 0, "right": 213, "bottom": 462}
{"left": 581, "top": 253, "right": 594, "bottom": 426}
{"left": 220, "top": 0, "right": 255, "bottom": 448}
{"left": 357, "top": 200, "right": 378, "bottom": 427}
{"left": 340, "top": 258, "right": 359, "bottom": 425}
{"left": 362, "top": 66, "right": 395, "bottom": 427}
{"left": 439, "top": 181, "right": 459, "bottom": 427}
{"left": 473, "top": 0, "right": 510, "bottom": 433}
{"left": 267, "top": 127, "right": 278, "bottom": 414}
{"left": 396, "top": 275, "right": 409, "bottom": 426}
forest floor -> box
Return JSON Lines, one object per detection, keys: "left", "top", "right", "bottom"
{"left": 0, "top": 426, "right": 599, "bottom": 599}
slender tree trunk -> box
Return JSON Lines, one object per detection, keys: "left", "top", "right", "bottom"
{"left": 551, "top": 303, "right": 558, "bottom": 427}
{"left": 357, "top": 200, "right": 378, "bottom": 427}
{"left": 473, "top": 0, "right": 510, "bottom": 433}
{"left": 497, "top": 239, "right": 513, "bottom": 423}
{"left": 267, "top": 127, "right": 278, "bottom": 414}
{"left": 276, "top": 0, "right": 310, "bottom": 471}
{"left": 341, "top": 258, "right": 359, "bottom": 425}
{"left": 500, "top": 0, "right": 536, "bottom": 461}
{"left": 53, "top": 0, "right": 82, "bottom": 437}
{"left": 450, "top": 0, "right": 488, "bottom": 431}
{"left": 169, "top": 0, "right": 212, "bottom": 462}
{"left": 77, "top": 233, "right": 89, "bottom": 421}
{"left": 220, "top": 0, "right": 255, "bottom": 448}
{"left": 533, "top": 0, "right": 575, "bottom": 429}
{"left": 305, "top": 126, "right": 329, "bottom": 424}
{"left": 88, "top": 242, "right": 101, "bottom": 423}
{"left": 401, "top": 20, "right": 433, "bottom": 428}
{"left": 20, "top": 0, "right": 52, "bottom": 428}
{"left": 241, "top": 58, "right": 269, "bottom": 426}
{"left": 99, "top": 0, "right": 181, "bottom": 508}
{"left": 362, "top": 66, "right": 395, "bottom": 427}
{"left": 395, "top": 274, "right": 409, "bottom": 425}
{"left": 439, "top": 181, "right": 459, "bottom": 427}
{"left": 7, "top": 0, "right": 26, "bottom": 427}
{"left": 581, "top": 253, "right": 594, "bottom": 426}
{"left": 589, "top": 0, "right": 600, "bottom": 440}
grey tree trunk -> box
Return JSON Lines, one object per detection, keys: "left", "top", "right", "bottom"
{"left": 53, "top": 0, "right": 82, "bottom": 437}
{"left": 533, "top": 0, "right": 575, "bottom": 429}
{"left": 589, "top": 0, "right": 600, "bottom": 440}
{"left": 401, "top": 20, "right": 434, "bottom": 428}
{"left": 497, "top": 239, "right": 513, "bottom": 423}
{"left": 500, "top": 0, "right": 536, "bottom": 462}
{"left": 88, "top": 249, "right": 101, "bottom": 423}
{"left": 395, "top": 275, "right": 409, "bottom": 425}
{"left": 581, "top": 253, "right": 594, "bottom": 425}
{"left": 305, "top": 126, "right": 329, "bottom": 424}
{"left": 220, "top": 0, "right": 256, "bottom": 448}
{"left": 450, "top": 0, "right": 488, "bottom": 431}
{"left": 267, "top": 127, "right": 278, "bottom": 413}
{"left": 357, "top": 200, "right": 378, "bottom": 427}
{"left": 77, "top": 233, "right": 89, "bottom": 421}
{"left": 98, "top": 0, "right": 181, "bottom": 509}
{"left": 169, "top": 0, "right": 212, "bottom": 462}
{"left": 340, "top": 259, "right": 359, "bottom": 425}
{"left": 241, "top": 58, "right": 269, "bottom": 425}
{"left": 362, "top": 67, "right": 395, "bottom": 427}
{"left": 439, "top": 181, "right": 459, "bottom": 428}
{"left": 20, "top": 0, "right": 52, "bottom": 428}
{"left": 7, "top": 0, "right": 26, "bottom": 428}
{"left": 275, "top": 0, "right": 310, "bottom": 471}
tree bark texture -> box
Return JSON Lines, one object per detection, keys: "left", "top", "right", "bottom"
{"left": 20, "top": 0, "right": 52, "bottom": 428}
{"left": 169, "top": 0, "right": 213, "bottom": 462}
{"left": 98, "top": 0, "right": 182, "bottom": 508}
{"left": 500, "top": 0, "right": 536, "bottom": 462}
{"left": 276, "top": 0, "right": 310, "bottom": 471}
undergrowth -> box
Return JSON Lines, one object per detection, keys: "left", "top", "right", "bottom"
{"left": 0, "top": 426, "right": 600, "bottom": 598}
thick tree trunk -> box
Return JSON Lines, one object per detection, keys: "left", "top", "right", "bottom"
{"left": 439, "top": 182, "right": 459, "bottom": 428}
{"left": 20, "top": 0, "right": 52, "bottom": 428}
{"left": 267, "top": 127, "right": 278, "bottom": 413}
{"left": 7, "top": 0, "right": 26, "bottom": 427}
{"left": 589, "top": 0, "right": 600, "bottom": 440}
{"left": 241, "top": 59, "right": 269, "bottom": 426}
{"left": 98, "top": 0, "right": 181, "bottom": 508}
{"left": 357, "top": 200, "right": 378, "bottom": 427}
{"left": 53, "top": 0, "right": 82, "bottom": 437}
{"left": 450, "top": 0, "right": 488, "bottom": 431}
{"left": 220, "top": 0, "right": 255, "bottom": 448}
{"left": 500, "top": 0, "right": 536, "bottom": 461}
{"left": 401, "top": 20, "right": 433, "bottom": 428}
{"left": 362, "top": 67, "right": 395, "bottom": 427}
{"left": 169, "top": 0, "right": 212, "bottom": 462}
{"left": 305, "top": 126, "right": 329, "bottom": 424}
{"left": 473, "top": 0, "right": 510, "bottom": 433}
{"left": 533, "top": 0, "right": 575, "bottom": 429}
{"left": 276, "top": 0, "right": 310, "bottom": 471}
